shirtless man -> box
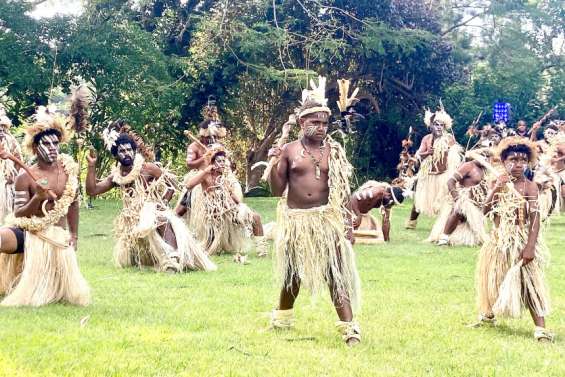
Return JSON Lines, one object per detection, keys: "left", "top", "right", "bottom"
{"left": 86, "top": 133, "right": 215, "bottom": 272}
{"left": 0, "top": 110, "right": 89, "bottom": 306}
{"left": 474, "top": 137, "right": 552, "bottom": 341}
{"left": 267, "top": 80, "right": 361, "bottom": 346}
{"left": 406, "top": 108, "right": 462, "bottom": 229}
{"left": 182, "top": 146, "right": 266, "bottom": 261}
{"left": 350, "top": 182, "right": 405, "bottom": 242}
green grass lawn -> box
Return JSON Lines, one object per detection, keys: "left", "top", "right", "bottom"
{"left": 0, "top": 198, "right": 564, "bottom": 377}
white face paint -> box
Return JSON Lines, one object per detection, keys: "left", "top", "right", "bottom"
{"left": 37, "top": 133, "right": 60, "bottom": 163}
{"left": 432, "top": 122, "right": 444, "bottom": 136}
{"left": 117, "top": 143, "right": 135, "bottom": 166}
{"left": 214, "top": 155, "right": 227, "bottom": 170}
{"left": 544, "top": 129, "right": 557, "bottom": 141}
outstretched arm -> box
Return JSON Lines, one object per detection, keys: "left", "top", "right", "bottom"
{"left": 85, "top": 149, "right": 114, "bottom": 196}
{"left": 186, "top": 166, "right": 213, "bottom": 190}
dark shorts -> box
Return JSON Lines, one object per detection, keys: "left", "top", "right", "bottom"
{"left": 8, "top": 227, "right": 25, "bottom": 254}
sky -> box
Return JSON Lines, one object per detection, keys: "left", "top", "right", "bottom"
{"left": 31, "top": 0, "right": 83, "bottom": 19}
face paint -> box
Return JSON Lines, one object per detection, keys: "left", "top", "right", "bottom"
{"left": 432, "top": 122, "right": 444, "bottom": 136}
{"left": 544, "top": 129, "right": 557, "bottom": 141}
{"left": 302, "top": 112, "right": 329, "bottom": 140}
{"left": 37, "top": 134, "right": 60, "bottom": 163}
{"left": 0, "top": 126, "right": 7, "bottom": 140}
{"left": 214, "top": 155, "right": 226, "bottom": 170}
{"left": 117, "top": 143, "right": 135, "bottom": 166}
{"left": 504, "top": 152, "right": 529, "bottom": 178}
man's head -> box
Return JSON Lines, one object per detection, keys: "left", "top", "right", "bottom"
{"left": 431, "top": 116, "right": 446, "bottom": 137}
{"left": 488, "top": 130, "right": 502, "bottom": 147}
{"left": 299, "top": 111, "right": 329, "bottom": 142}
{"left": 212, "top": 150, "right": 227, "bottom": 171}
{"left": 498, "top": 137, "right": 536, "bottom": 179}
{"left": 516, "top": 120, "right": 527, "bottom": 134}
{"left": 543, "top": 125, "right": 558, "bottom": 142}
{"left": 33, "top": 129, "right": 62, "bottom": 163}
{"left": 383, "top": 186, "right": 405, "bottom": 208}
{"left": 111, "top": 134, "right": 137, "bottom": 166}
{"left": 0, "top": 124, "right": 8, "bottom": 140}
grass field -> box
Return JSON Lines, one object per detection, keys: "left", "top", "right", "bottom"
{"left": 0, "top": 198, "right": 564, "bottom": 377}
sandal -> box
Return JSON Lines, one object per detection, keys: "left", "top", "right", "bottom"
{"left": 336, "top": 321, "right": 361, "bottom": 346}
{"left": 534, "top": 326, "right": 554, "bottom": 343}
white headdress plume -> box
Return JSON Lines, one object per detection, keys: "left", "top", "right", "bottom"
{"left": 298, "top": 75, "right": 331, "bottom": 119}
{"left": 423, "top": 101, "right": 453, "bottom": 130}
{"left": 102, "top": 126, "right": 120, "bottom": 151}
{"left": 32, "top": 105, "right": 59, "bottom": 125}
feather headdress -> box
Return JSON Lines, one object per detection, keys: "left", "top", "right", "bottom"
{"left": 423, "top": 102, "right": 453, "bottom": 130}
{"left": 298, "top": 75, "right": 331, "bottom": 119}
{"left": 496, "top": 136, "right": 538, "bottom": 165}
{"left": 67, "top": 84, "right": 94, "bottom": 134}
{"left": 103, "top": 119, "right": 155, "bottom": 161}
{"left": 0, "top": 104, "right": 12, "bottom": 128}
{"left": 22, "top": 105, "right": 71, "bottom": 155}
{"left": 336, "top": 79, "right": 359, "bottom": 113}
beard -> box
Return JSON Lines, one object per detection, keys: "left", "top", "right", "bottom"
{"left": 119, "top": 155, "right": 134, "bottom": 166}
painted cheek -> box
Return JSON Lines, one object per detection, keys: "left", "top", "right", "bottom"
{"left": 305, "top": 126, "right": 317, "bottom": 137}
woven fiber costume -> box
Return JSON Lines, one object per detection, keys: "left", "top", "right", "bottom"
{"left": 182, "top": 144, "right": 266, "bottom": 260}
{"left": 476, "top": 138, "right": 551, "bottom": 335}
{"left": 112, "top": 152, "right": 216, "bottom": 273}
{"left": 414, "top": 108, "right": 463, "bottom": 217}
{"left": 275, "top": 136, "right": 361, "bottom": 310}
{"left": 270, "top": 76, "right": 361, "bottom": 343}
{"left": 0, "top": 108, "right": 21, "bottom": 222}
{"left": 0, "top": 109, "right": 90, "bottom": 307}
{"left": 426, "top": 152, "right": 493, "bottom": 246}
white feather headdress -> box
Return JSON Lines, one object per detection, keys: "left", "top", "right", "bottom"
{"left": 423, "top": 101, "right": 453, "bottom": 129}
{"left": 298, "top": 75, "right": 331, "bottom": 119}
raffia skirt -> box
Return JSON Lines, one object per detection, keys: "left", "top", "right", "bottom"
{"left": 275, "top": 201, "right": 361, "bottom": 311}
{"left": 426, "top": 187, "right": 488, "bottom": 246}
{"left": 476, "top": 228, "right": 550, "bottom": 318}
{"left": 1, "top": 226, "right": 90, "bottom": 307}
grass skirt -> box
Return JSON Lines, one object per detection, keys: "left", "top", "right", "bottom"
{"left": 426, "top": 186, "right": 488, "bottom": 246}
{"left": 188, "top": 184, "right": 253, "bottom": 256}
{"left": 476, "top": 229, "right": 550, "bottom": 318}
{"left": 0, "top": 253, "right": 23, "bottom": 295}
{"left": 275, "top": 201, "right": 361, "bottom": 312}
{"left": 1, "top": 226, "right": 90, "bottom": 307}
{"left": 115, "top": 202, "right": 216, "bottom": 272}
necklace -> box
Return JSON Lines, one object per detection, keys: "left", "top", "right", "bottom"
{"left": 300, "top": 138, "right": 326, "bottom": 180}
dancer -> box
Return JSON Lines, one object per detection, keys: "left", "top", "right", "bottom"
{"left": 0, "top": 106, "right": 90, "bottom": 306}
{"left": 474, "top": 137, "right": 553, "bottom": 342}
{"left": 350, "top": 181, "right": 406, "bottom": 243}
{"left": 86, "top": 127, "right": 216, "bottom": 273}
{"left": 427, "top": 131, "right": 501, "bottom": 246}
{"left": 268, "top": 76, "right": 361, "bottom": 346}
{"left": 181, "top": 144, "right": 267, "bottom": 263}
{"left": 0, "top": 107, "right": 22, "bottom": 222}
{"left": 405, "top": 106, "right": 463, "bottom": 229}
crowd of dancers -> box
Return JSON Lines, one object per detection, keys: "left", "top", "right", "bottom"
{"left": 0, "top": 76, "right": 562, "bottom": 346}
